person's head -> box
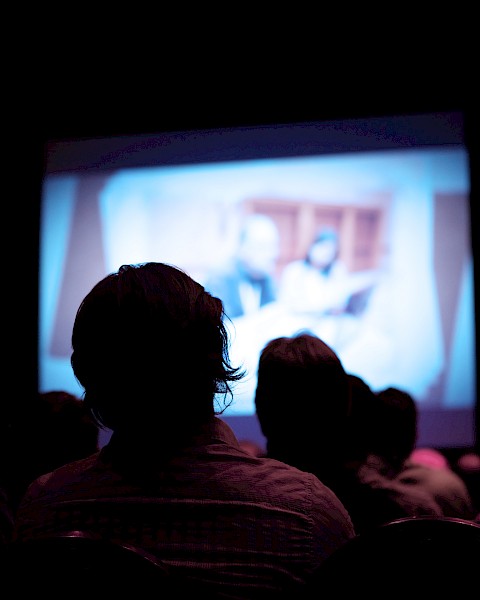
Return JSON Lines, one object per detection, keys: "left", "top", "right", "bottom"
{"left": 371, "top": 386, "right": 418, "bottom": 468}
{"left": 5, "top": 390, "right": 100, "bottom": 512}
{"left": 456, "top": 451, "right": 480, "bottom": 474}
{"left": 254, "top": 332, "right": 351, "bottom": 468}
{"left": 33, "top": 391, "right": 100, "bottom": 469}
{"left": 346, "top": 373, "right": 380, "bottom": 461}
{"left": 71, "top": 262, "right": 244, "bottom": 433}
{"left": 306, "top": 228, "right": 340, "bottom": 273}
{"left": 236, "top": 214, "right": 280, "bottom": 280}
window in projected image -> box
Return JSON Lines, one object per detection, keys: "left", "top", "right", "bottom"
{"left": 40, "top": 146, "right": 473, "bottom": 430}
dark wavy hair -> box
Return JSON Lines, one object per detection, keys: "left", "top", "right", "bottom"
{"left": 71, "top": 263, "right": 244, "bottom": 431}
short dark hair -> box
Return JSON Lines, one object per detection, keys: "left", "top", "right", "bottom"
{"left": 255, "top": 333, "right": 350, "bottom": 452}
{"left": 71, "top": 263, "right": 244, "bottom": 431}
{"left": 373, "top": 387, "right": 418, "bottom": 465}
{"left": 34, "top": 391, "right": 100, "bottom": 468}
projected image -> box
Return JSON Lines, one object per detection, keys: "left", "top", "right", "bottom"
{"left": 40, "top": 146, "right": 473, "bottom": 427}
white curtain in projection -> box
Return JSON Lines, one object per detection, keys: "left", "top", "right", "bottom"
{"left": 340, "top": 184, "right": 445, "bottom": 398}
{"left": 444, "top": 257, "right": 475, "bottom": 408}
{"left": 40, "top": 176, "right": 84, "bottom": 395}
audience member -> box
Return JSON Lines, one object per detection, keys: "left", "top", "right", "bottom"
{"left": 13, "top": 262, "right": 355, "bottom": 599}
{"left": 454, "top": 451, "right": 480, "bottom": 518}
{"left": 254, "top": 333, "right": 449, "bottom": 536}
{"left": 356, "top": 386, "right": 476, "bottom": 520}
{"left": 204, "top": 213, "right": 280, "bottom": 319}
{"left": 2, "top": 390, "right": 99, "bottom": 543}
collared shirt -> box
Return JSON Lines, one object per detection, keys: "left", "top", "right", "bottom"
{"left": 14, "top": 417, "right": 355, "bottom": 598}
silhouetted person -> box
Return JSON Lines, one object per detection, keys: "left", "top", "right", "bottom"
{"left": 255, "top": 333, "right": 446, "bottom": 535}
{"left": 1, "top": 390, "right": 99, "bottom": 543}
{"left": 357, "top": 386, "right": 476, "bottom": 520}
{"left": 14, "top": 263, "right": 355, "bottom": 599}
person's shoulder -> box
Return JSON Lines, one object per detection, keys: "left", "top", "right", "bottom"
{"left": 399, "top": 461, "right": 456, "bottom": 483}
{"left": 254, "top": 456, "right": 355, "bottom": 530}
{"left": 331, "top": 260, "right": 348, "bottom": 276}
{"left": 282, "top": 259, "right": 306, "bottom": 272}
{"left": 22, "top": 452, "right": 101, "bottom": 496}
{"left": 253, "top": 455, "right": 350, "bottom": 505}
{"left": 401, "top": 461, "right": 473, "bottom": 496}
{"left": 380, "top": 474, "right": 444, "bottom": 516}
{"left": 280, "top": 259, "right": 309, "bottom": 282}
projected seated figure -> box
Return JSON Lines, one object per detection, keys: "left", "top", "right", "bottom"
{"left": 278, "top": 227, "right": 380, "bottom": 348}
{"left": 204, "top": 213, "right": 280, "bottom": 320}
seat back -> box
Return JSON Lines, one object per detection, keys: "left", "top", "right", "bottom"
{"left": 3, "top": 530, "right": 189, "bottom": 596}
{"left": 307, "top": 516, "right": 480, "bottom": 596}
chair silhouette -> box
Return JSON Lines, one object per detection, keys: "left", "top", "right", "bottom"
{"left": 306, "top": 516, "right": 480, "bottom": 596}
{"left": 3, "top": 530, "right": 202, "bottom": 597}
